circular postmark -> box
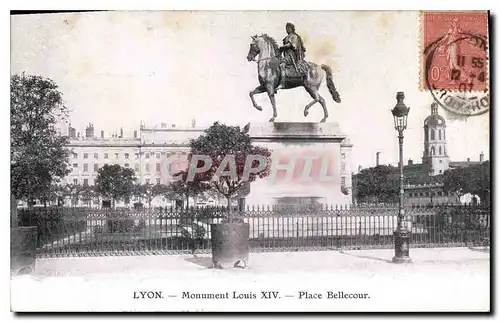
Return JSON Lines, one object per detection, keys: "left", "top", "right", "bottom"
{"left": 424, "top": 32, "right": 489, "bottom": 116}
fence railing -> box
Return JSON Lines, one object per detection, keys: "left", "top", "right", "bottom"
{"left": 17, "top": 204, "right": 491, "bottom": 257}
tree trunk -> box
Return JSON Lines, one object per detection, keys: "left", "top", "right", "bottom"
{"left": 227, "top": 196, "right": 233, "bottom": 223}
{"left": 11, "top": 194, "right": 18, "bottom": 228}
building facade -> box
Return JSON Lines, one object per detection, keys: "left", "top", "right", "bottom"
{"left": 66, "top": 123, "right": 204, "bottom": 187}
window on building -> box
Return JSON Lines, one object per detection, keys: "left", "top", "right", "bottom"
{"left": 341, "top": 177, "right": 346, "bottom": 187}
{"left": 115, "top": 153, "right": 119, "bottom": 159}
{"left": 73, "top": 163, "right": 78, "bottom": 169}
{"left": 431, "top": 147, "right": 435, "bottom": 155}
{"left": 125, "top": 153, "right": 129, "bottom": 159}
{"left": 94, "top": 153, "right": 98, "bottom": 159}
{"left": 83, "top": 164, "right": 88, "bottom": 172}
{"left": 439, "top": 170, "right": 442, "bottom": 174}
{"left": 104, "top": 153, "right": 109, "bottom": 159}
{"left": 341, "top": 163, "right": 346, "bottom": 172}
{"left": 145, "top": 179, "right": 150, "bottom": 185}
{"left": 73, "top": 153, "right": 78, "bottom": 158}
{"left": 439, "top": 160, "right": 443, "bottom": 164}
{"left": 439, "top": 130, "right": 442, "bottom": 140}
{"left": 146, "top": 164, "right": 150, "bottom": 172}
{"left": 408, "top": 193, "right": 413, "bottom": 197}
{"left": 73, "top": 179, "right": 78, "bottom": 185}
{"left": 135, "top": 153, "right": 139, "bottom": 159}
{"left": 439, "top": 146, "right": 442, "bottom": 155}
{"left": 424, "top": 128, "right": 428, "bottom": 141}
{"left": 156, "top": 178, "right": 161, "bottom": 184}
{"left": 83, "top": 179, "right": 89, "bottom": 186}
{"left": 341, "top": 153, "right": 346, "bottom": 160}
{"left": 156, "top": 163, "right": 161, "bottom": 172}
{"left": 437, "top": 191, "right": 442, "bottom": 197}
{"left": 156, "top": 153, "right": 160, "bottom": 159}
{"left": 125, "top": 163, "right": 129, "bottom": 168}
{"left": 431, "top": 129, "right": 435, "bottom": 140}
{"left": 83, "top": 153, "right": 88, "bottom": 159}
{"left": 94, "top": 164, "right": 98, "bottom": 172}
{"left": 419, "top": 193, "right": 424, "bottom": 197}
{"left": 135, "top": 164, "right": 139, "bottom": 171}
{"left": 145, "top": 153, "right": 150, "bottom": 159}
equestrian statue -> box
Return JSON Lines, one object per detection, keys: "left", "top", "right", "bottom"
{"left": 246, "top": 22, "right": 341, "bottom": 123}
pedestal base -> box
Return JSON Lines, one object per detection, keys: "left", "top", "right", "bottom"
{"left": 392, "top": 229, "right": 412, "bottom": 264}
{"left": 392, "top": 256, "right": 413, "bottom": 264}
{"left": 246, "top": 122, "right": 352, "bottom": 206}
{"left": 11, "top": 226, "right": 38, "bottom": 275}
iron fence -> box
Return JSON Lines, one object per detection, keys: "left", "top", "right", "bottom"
{"left": 17, "top": 204, "right": 490, "bottom": 258}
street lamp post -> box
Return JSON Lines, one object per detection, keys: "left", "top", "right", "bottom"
{"left": 391, "top": 92, "right": 412, "bottom": 264}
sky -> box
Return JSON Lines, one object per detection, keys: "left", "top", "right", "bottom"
{"left": 10, "top": 11, "right": 490, "bottom": 171}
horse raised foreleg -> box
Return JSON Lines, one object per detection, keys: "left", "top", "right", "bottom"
{"left": 266, "top": 84, "right": 277, "bottom": 122}
{"left": 249, "top": 85, "right": 266, "bottom": 111}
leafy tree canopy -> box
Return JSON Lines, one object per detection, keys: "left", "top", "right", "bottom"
{"left": 133, "top": 183, "right": 169, "bottom": 207}
{"left": 166, "top": 170, "right": 211, "bottom": 209}
{"left": 11, "top": 73, "right": 71, "bottom": 201}
{"left": 355, "top": 165, "right": 399, "bottom": 204}
{"left": 189, "top": 122, "right": 272, "bottom": 199}
{"left": 443, "top": 161, "right": 490, "bottom": 204}
{"left": 189, "top": 122, "right": 272, "bottom": 220}
{"left": 95, "top": 164, "right": 136, "bottom": 207}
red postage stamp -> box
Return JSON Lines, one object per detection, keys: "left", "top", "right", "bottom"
{"left": 421, "top": 11, "right": 489, "bottom": 92}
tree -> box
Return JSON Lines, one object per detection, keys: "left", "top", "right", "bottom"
{"left": 79, "top": 184, "right": 95, "bottom": 207}
{"left": 354, "top": 165, "right": 399, "bottom": 204}
{"left": 11, "top": 73, "right": 71, "bottom": 211}
{"left": 166, "top": 170, "right": 211, "bottom": 210}
{"left": 443, "top": 161, "right": 490, "bottom": 205}
{"left": 134, "top": 183, "right": 168, "bottom": 208}
{"left": 60, "top": 184, "right": 84, "bottom": 207}
{"left": 95, "top": 164, "right": 136, "bottom": 208}
{"left": 39, "top": 182, "right": 64, "bottom": 207}
{"left": 64, "top": 184, "right": 82, "bottom": 207}
{"left": 189, "top": 122, "right": 272, "bottom": 222}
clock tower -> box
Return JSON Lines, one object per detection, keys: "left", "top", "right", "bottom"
{"left": 422, "top": 102, "right": 450, "bottom": 175}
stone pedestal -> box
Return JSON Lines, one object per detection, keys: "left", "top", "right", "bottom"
{"left": 11, "top": 227, "right": 38, "bottom": 275}
{"left": 246, "top": 122, "right": 352, "bottom": 207}
{"left": 392, "top": 229, "right": 412, "bottom": 264}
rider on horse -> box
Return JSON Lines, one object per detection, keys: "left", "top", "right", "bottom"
{"left": 277, "top": 22, "right": 308, "bottom": 90}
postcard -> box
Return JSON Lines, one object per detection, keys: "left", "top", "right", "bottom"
{"left": 10, "top": 10, "right": 490, "bottom": 312}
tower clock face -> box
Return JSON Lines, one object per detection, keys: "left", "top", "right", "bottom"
{"left": 437, "top": 120, "right": 443, "bottom": 125}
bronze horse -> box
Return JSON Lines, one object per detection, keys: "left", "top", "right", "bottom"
{"left": 246, "top": 34, "right": 341, "bottom": 122}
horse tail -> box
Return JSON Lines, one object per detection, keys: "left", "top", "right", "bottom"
{"left": 321, "top": 64, "right": 341, "bottom": 103}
